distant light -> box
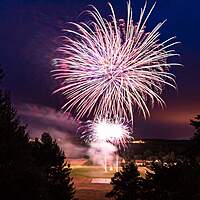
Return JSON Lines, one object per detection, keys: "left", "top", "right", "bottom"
{"left": 132, "top": 140, "right": 145, "bottom": 144}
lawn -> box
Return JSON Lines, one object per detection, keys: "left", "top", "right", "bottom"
{"left": 71, "top": 165, "right": 114, "bottom": 178}
{"left": 71, "top": 164, "right": 149, "bottom": 200}
{"left": 71, "top": 166, "right": 113, "bottom": 200}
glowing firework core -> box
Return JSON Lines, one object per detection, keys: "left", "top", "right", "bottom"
{"left": 94, "top": 119, "right": 129, "bottom": 143}
{"left": 83, "top": 118, "right": 132, "bottom": 148}
{"left": 84, "top": 118, "right": 131, "bottom": 172}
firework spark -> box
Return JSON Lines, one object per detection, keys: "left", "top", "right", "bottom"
{"left": 52, "top": 1, "right": 181, "bottom": 121}
{"left": 81, "top": 118, "right": 132, "bottom": 148}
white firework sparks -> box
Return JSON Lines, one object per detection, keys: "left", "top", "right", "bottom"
{"left": 81, "top": 118, "right": 132, "bottom": 148}
{"left": 52, "top": 1, "right": 181, "bottom": 121}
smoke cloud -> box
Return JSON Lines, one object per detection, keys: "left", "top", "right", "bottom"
{"left": 17, "top": 103, "right": 87, "bottom": 158}
{"left": 88, "top": 142, "right": 117, "bottom": 170}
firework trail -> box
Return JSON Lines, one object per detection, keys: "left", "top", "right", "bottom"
{"left": 52, "top": 1, "right": 181, "bottom": 121}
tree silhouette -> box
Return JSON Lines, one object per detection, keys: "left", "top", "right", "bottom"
{"left": 0, "top": 67, "right": 77, "bottom": 200}
{"left": 144, "top": 161, "right": 200, "bottom": 200}
{"left": 191, "top": 115, "right": 200, "bottom": 144}
{"left": 0, "top": 65, "right": 3, "bottom": 83}
{"left": 31, "top": 132, "right": 77, "bottom": 200}
{"left": 0, "top": 67, "right": 43, "bottom": 200}
{"left": 185, "top": 115, "right": 200, "bottom": 161}
{"left": 106, "top": 162, "right": 144, "bottom": 200}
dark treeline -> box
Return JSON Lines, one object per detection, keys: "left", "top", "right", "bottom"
{"left": 106, "top": 115, "right": 200, "bottom": 200}
{"left": 0, "top": 65, "right": 77, "bottom": 200}
{"left": 106, "top": 159, "right": 200, "bottom": 200}
{"left": 120, "top": 139, "right": 192, "bottom": 162}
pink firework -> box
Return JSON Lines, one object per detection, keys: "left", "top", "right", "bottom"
{"left": 52, "top": 1, "right": 181, "bottom": 121}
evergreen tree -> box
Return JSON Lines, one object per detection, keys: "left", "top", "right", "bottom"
{"left": 0, "top": 67, "right": 76, "bottom": 200}
{"left": 186, "top": 115, "right": 200, "bottom": 160}
{"left": 106, "top": 161, "right": 144, "bottom": 200}
{"left": 0, "top": 65, "right": 3, "bottom": 83}
{"left": 0, "top": 67, "right": 43, "bottom": 200}
{"left": 191, "top": 115, "right": 200, "bottom": 144}
{"left": 144, "top": 161, "right": 200, "bottom": 200}
{"left": 31, "top": 132, "right": 77, "bottom": 200}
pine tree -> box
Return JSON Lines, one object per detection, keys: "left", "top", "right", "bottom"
{"left": 106, "top": 161, "right": 144, "bottom": 200}
{"left": 0, "top": 67, "right": 43, "bottom": 200}
{"left": 144, "top": 161, "right": 200, "bottom": 200}
{"left": 31, "top": 132, "right": 77, "bottom": 200}
{"left": 0, "top": 65, "right": 3, "bottom": 83}
{"left": 0, "top": 66, "right": 77, "bottom": 200}
{"left": 191, "top": 115, "right": 200, "bottom": 144}
{"left": 187, "top": 115, "right": 200, "bottom": 160}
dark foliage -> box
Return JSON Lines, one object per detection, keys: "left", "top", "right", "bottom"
{"left": 31, "top": 133, "right": 77, "bottom": 200}
{"left": 108, "top": 115, "right": 200, "bottom": 200}
{"left": 144, "top": 161, "right": 200, "bottom": 200}
{"left": 183, "top": 115, "right": 200, "bottom": 161}
{"left": 0, "top": 65, "right": 3, "bottom": 83}
{"left": 107, "top": 160, "right": 200, "bottom": 200}
{"left": 0, "top": 67, "right": 76, "bottom": 200}
{"left": 106, "top": 162, "right": 144, "bottom": 200}
{"left": 0, "top": 83, "right": 41, "bottom": 200}
{"left": 120, "top": 139, "right": 191, "bottom": 162}
{"left": 191, "top": 115, "right": 200, "bottom": 144}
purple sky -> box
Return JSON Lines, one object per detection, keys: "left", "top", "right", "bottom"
{"left": 0, "top": 0, "right": 200, "bottom": 140}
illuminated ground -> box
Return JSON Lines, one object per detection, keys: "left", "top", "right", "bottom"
{"left": 71, "top": 164, "right": 113, "bottom": 200}
{"left": 71, "top": 166, "right": 114, "bottom": 178}
{"left": 70, "top": 159, "right": 148, "bottom": 200}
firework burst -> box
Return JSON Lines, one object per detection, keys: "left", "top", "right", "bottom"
{"left": 52, "top": 1, "right": 181, "bottom": 121}
{"left": 80, "top": 118, "right": 132, "bottom": 148}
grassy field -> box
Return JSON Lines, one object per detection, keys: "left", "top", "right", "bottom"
{"left": 71, "top": 164, "right": 148, "bottom": 200}
{"left": 72, "top": 165, "right": 147, "bottom": 179}
{"left": 72, "top": 166, "right": 113, "bottom": 200}
{"left": 71, "top": 166, "right": 114, "bottom": 178}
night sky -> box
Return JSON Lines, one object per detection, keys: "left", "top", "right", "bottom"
{"left": 0, "top": 0, "right": 200, "bottom": 141}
